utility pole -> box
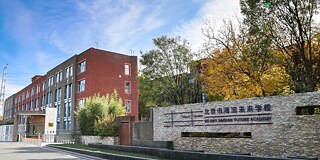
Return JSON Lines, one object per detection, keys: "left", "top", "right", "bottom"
{"left": 0, "top": 64, "right": 8, "bottom": 118}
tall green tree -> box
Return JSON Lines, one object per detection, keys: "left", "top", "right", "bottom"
{"left": 240, "top": 0, "right": 320, "bottom": 92}
{"left": 139, "top": 36, "right": 198, "bottom": 109}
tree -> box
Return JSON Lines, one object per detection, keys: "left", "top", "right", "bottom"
{"left": 201, "top": 20, "right": 292, "bottom": 100}
{"left": 240, "top": 0, "right": 320, "bottom": 92}
{"left": 139, "top": 36, "right": 198, "bottom": 107}
{"left": 77, "top": 90, "right": 125, "bottom": 136}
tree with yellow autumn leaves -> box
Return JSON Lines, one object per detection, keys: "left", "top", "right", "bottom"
{"left": 200, "top": 20, "right": 293, "bottom": 100}
{"left": 200, "top": 0, "right": 320, "bottom": 100}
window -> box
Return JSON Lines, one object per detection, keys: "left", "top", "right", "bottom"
{"left": 31, "top": 88, "right": 34, "bottom": 96}
{"left": 125, "top": 64, "right": 130, "bottom": 75}
{"left": 125, "top": 81, "right": 131, "bottom": 94}
{"left": 41, "top": 95, "right": 46, "bottom": 107}
{"left": 68, "top": 84, "right": 72, "bottom": 98}
{"left": 57, "top": 104, "right": 60, "bottom": 118}
{"left": 48, "top": 76, "right": 53, "bottom": 87}
{"left": 47, "top": 92, "right": 52, "bottom": 105}
{"left": 26, "top": 91, "right": 30, "bottom": 99}
{"left": 64, "top": 101, "right": 72, "bottom": 118}
{"left": 56, "top": 71, "right": 62, "bottom": 83}
{"left": 36, "top": 85, "right": 40, "bottom": 93}
{"left": 35, "top": 98, "right": 39, "bottom": 111}
{"left": 55, "top": 89, "right": 58, "bottom": 102}
{"left": 125, "top": 100, "right": 131, "bottom": 113}
{"left": 66, "top": 67, "right": 69, "bottom": 78}
{"left": 31, "top": 100, "right": 34, "bottom": 111}
{"left": 68, "top": 101, "right": 71, "bottom": 117}
{"left": 55, "top": 88, "right": 61, "bottom": 102}
{"left": 64, "top": 102, "right": 67, "bottom": 117}
{"left": 66, "top": 65, "right": 73, "bottom": 78}
{"left": 78, "top": 99, "right": 85, "bottom": 109}
{"left": 78, "top": 80, "right": 85, "bottom": 92}
{"left": 78, "top": 60, "right": 86, "bottom": 73}
{"left": 64, "top": 84, "right": 72, "bottom": 99}
{"left": 58, "top": 88, "right": 61, "bottom": 101}
{"left": 70, "top": 66, "right": 73, "bottom": 77}
{"left": 42, "top": 81, "right": 46, "bottom": 90}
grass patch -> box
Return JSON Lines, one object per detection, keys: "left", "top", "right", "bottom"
{"left": 49, "top": 144, "right": 167, "bottom": 160}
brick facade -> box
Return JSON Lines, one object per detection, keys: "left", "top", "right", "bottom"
{"left": 4, "top": 48, "right": 138, "bottom": 138}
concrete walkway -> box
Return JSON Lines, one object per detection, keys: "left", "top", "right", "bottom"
{"left": 0, "top": 142, "right": 106, "bottom": 160}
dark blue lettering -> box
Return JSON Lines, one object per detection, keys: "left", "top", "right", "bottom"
{"left": 211, "top": 108, "right": 216, "bottom": 114}
{"left": 224, "top": 107, "right": 230, "bottom": 114}
{"left": 205, "top": 109, "right": 210, "bottom": 115}
{"left": 217, "top": 108, "right": 223, "bottom": 114}
{"left": 247, "top": 105, "right": 254, "bottom": 112}
{"left": 239, "top": 106, "right": 245, "bottom": 113}
{"left": 264, "top": 104, "right": 272, "bottom": 111}
{"left": 231, "top": 107, "right": 237, "bottom": 113}
{"left": 255, "top": 105, "right": 263, "bottom": 112}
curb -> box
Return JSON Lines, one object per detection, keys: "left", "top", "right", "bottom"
{"left": 47, "top": 145, "right": 158, "bottom": 160}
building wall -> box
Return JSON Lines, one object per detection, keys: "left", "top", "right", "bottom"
{"left": 153, "top": 92, "right": 320, "bottom": 158}
{"left": 45, "top": 55, "right": 77, "bottom": 131}
{"left": 76, "top": 48, "right": 138, "bottom": 121}
{"left": 7, "top": 48, "right": 139, "bottom": 137}
{"left": 3, "top": 94, "right": 14, "bottom": 122}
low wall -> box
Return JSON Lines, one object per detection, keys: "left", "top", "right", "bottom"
{"left": 21, "top": 137, "right": 42, "bottom": 146}
{"left": 153, "top": 92, "right": 320, "bottom": 158}
{"left": 132, "top": 140, "right": 173, "bottom": 149}
{"left": 80, "top": 136, "right": 119, "bottom": 145}
{"left": 131, "top": 121, "right": 153, "bottom": 140}
{"left": 89, "top": 143, "right": 310, "bottom": 160}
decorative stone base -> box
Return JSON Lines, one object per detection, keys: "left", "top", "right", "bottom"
{"left": 80, "top": 136, "right": 119, "bottom": 145}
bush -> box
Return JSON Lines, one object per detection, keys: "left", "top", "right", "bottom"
{"left": 94, "top": 120, "right": 120, "bottom": 137}
{"left": 77, "top": 90, "right": 125, "bottom": 136}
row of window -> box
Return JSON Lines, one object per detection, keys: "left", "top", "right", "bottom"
{"left": 15, "top": 80, "right": 131, "bottom": 111}
{"left": 15, "top": 62, "right": 131, "bottom": 104}
{"left": 15, "top": 65, "right": 75, "bottom": 104}
{"left": 15, "top": 83, "right": 73, "bottom": 111}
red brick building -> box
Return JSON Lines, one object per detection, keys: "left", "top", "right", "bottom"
{"left": 4, "top": 48, "right": 138, "bottom": 140}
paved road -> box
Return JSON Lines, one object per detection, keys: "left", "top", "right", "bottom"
{"left": 0, "top": 142, "right": 107, "bottom": 160}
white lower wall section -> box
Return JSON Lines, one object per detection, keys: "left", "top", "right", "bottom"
{"left": 0, "top": 125, "right": 13, "bottom": 141}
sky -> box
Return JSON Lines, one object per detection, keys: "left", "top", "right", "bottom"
{"left": 0, "top": 0, "right": 241, "bottom": 99}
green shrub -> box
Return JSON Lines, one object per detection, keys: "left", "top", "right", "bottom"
{"left": 77, "top": 90, "right": 125, "bottom": 136}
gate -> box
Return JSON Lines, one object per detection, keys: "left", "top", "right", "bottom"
{"left": 118, "top": 116, "right": 135, "bottom": 145}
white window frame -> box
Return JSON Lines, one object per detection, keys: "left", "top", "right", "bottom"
{"left": 78, "top": 79, "right": 85, "bottom": 92}
{"left": 125, "top": 100, "right": 131, "bottom": 113}
{"left": 78, "top": 80, "right": 85, "bottom": 92}
{"left": 78, "top": 60, "right": 86, "bottom": 73}
{"left": 125, "top": 81, "right": 131, "bottom": 94}
{"left": 125, "top": 63, "right": 131, "bottom": 75}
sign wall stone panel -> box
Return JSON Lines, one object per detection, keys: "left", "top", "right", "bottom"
{"left": 153, "top": 92, "right": 320, "bottom": 158}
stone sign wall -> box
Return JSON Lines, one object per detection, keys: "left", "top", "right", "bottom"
{"left": 153, "top": 92, "right": 320, "bottom": 158}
